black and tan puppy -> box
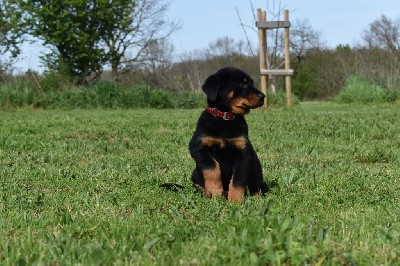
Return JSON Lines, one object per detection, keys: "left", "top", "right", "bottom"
{"left": 189, "top": 67, "right": 269, "bottom": 202}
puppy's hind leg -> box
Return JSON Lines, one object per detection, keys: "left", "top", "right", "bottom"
{"left": 191, "top": 169, "right": 205, "bottom": 193}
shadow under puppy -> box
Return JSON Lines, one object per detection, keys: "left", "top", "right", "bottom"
{"left": 189, "top": 67, "right": 269, "bottom": 202}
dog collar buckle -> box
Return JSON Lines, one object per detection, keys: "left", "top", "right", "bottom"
{"left": 222, "top": 112, "right": 231, "bottom": 120}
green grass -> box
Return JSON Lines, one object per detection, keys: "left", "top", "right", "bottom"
{"left": 1, "top": 103, "right": 400, "bottom": 265}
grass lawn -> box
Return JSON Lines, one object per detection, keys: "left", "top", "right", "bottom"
{"left": 0, "top": 103, "right": 399, "bottom": 265}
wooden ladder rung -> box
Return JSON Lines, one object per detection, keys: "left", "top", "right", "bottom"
{"left": 260, "top": 69, "right": 294, "bottom": 76}
{"left": 256, "top": 21, "right": 290, "bottom": 29}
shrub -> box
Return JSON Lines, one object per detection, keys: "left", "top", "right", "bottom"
{"left": 120, "top": 86, "right": 151, "bottom": 108}
{"left": 292, "top": 62, "right": 319, "bottom": 100}
{"left": 39, "top": 71, "right": 74, "bottom": 92}
{"left": 120, "top": 86, "right": 175, "bottom": 109}
{"left": 148, "top": 89, "right": 174, "bottom": 109}
{"left": 385, "top": 87, "right": 400, "bottom": 103}
{"left": 92, "top": 81, "right": 122, "bottom": 108}
{"left": 1, "top": 77, "right": 302, "bottom": 109}
{"left": 0, "top": 80, "right": 36, "bottom": 108}
{"left": 334, "top": 75, "right": 387, "bottom": 103}
{"left": 47, "top": 88, "right": 99, "bottom": 109}
{"left": 30, "top": 84, "right": 186, "bottom": 109}
{"left": 171, "top": 91, "right": 205, "bottom": 109}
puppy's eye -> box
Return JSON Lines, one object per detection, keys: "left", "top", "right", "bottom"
{"left": 239, "top": 83, "right": 248, "bottom": 89}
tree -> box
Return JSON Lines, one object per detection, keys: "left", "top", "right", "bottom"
{"left": 19, "top": 0, "right": 178, "bottom": 83}
{"left": 0, "top": 0, "right": 23, "bottom": 72}
{"left": 290, "top": 18, "right": 323, "bottom": 64}
{"left": 123, "top": 38, "right": 175, "bottom": 88}
{"left": 101, "top": 0, "right": 179, "bottom": 79}
{"left": 362, "top": 15, "right": 400, "bottom": 53}
{"left": 19, "top": 0, "right": 109, "bottom": 84}
{"left": 206, "top": 37, "right": 248, "bottom": 58}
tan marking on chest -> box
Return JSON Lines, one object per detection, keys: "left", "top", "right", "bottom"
{"left": 227, "top": 136, "right": 247, "bottom": 150}
{"left": 201, "top": 136, "right": 226, "bottom": 148}
{"left": 201, "top": 136, "right": 247, "bottom": 150}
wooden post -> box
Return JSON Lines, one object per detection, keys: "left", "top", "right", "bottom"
{"left": 256, "top": 8, "right": 292, "bottom": 108}
{"left": 257, "top": 9, "right": 268, "bottom": 107}
{"left": 284, "top": 10, "right": 292, "bottom": 107}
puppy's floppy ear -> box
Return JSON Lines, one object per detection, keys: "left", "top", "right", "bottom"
{"left": 202, "top": 73, "right": 220, "bottom": 101}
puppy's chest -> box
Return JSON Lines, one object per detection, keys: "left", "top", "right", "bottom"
{"left": 200, "top": 135, "right": 248, "bottom": 151}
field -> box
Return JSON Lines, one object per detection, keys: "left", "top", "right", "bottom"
{"left": 1, "top": 103, "right": 400, "bottom": 265}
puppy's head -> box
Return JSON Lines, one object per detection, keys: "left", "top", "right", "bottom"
{"left": 202, "top": 67, "right": 265, "bottom": 115}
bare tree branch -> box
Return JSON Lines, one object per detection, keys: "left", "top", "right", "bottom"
{"left": 362, "top": 15, "right": 400, "bottom": 53}
{"left": 235, "top": 6, "right": 255, "bottom": 57}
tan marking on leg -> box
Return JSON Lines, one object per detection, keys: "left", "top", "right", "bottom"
{"left": 194, "top": 183, "right": 205, "bottom": 193}
{"left": 228, "top": 179, "right": 245, "bottom": 202}
{"left": 252, "top": 191, "right": 260, "bottom": 197}
{"left": 203, "top": 160, "right": 223, "bottom": 197}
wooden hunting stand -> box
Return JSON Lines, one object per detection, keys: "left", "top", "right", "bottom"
{"left": 256, "top": 9, "right": 293, "bottom": 107}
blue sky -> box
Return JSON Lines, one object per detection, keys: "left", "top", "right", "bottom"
{"left": 169, "top": 0, "right": 400, "bottom": 54}
{"left": 14, "top": 0, "right": 400, "bottom": 72}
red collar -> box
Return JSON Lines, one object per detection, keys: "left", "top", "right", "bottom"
{"left": 205, "top": 107, "right": 235, "bottom": 120}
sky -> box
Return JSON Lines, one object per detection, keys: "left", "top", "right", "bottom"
{"left": 168, "top": 0, "right": 400, "bottom": 54}
{"left": 13, "top": 0, "right": 400, "bottom": 72}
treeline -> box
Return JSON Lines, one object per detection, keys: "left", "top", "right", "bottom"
{"left": 1, "top": 39, "right": 399, "bottom": 109}
{"left": 111, "top": 41, "right": 400, "bottom": 102}
{"left": 292, "top": 45, "right": 400, "bottom": 100}
{"left": 1, "top": 0, "right": 400, "bottom": 108}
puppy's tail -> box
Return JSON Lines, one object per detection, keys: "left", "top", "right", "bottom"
{"left": 259, "top": 182, "right": 270, "bottom": 196}
{"left": 160, "top": 183, "right": 185, "bottom": 192}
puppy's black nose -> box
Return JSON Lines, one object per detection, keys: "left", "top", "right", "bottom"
{"left": 257, "top": 92, "right": 265, "bottom": 101}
